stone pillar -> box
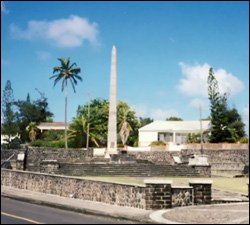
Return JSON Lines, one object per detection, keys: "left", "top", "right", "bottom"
{"left": 189, "top": 180, "right": 212, "bottom": 204}
{"left": 16, "top": 149, "right": 26, "bottom": 170}
{"left": 106, "top": 46, "right": 118, "bottom": 157}
{"left": 144, "top": 179, "right": 172, "bottom": 209}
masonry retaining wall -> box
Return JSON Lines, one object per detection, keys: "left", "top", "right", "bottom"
{"left": 1, "top": 169, "right": 212, "bottom": 209}
{"left": 181, "top": 149, "right": 249, "bottom": 175}
{"left": 25, "top": 147, "right": 93, "bottom": 171}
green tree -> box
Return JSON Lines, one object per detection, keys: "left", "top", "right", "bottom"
{"left": 15, "top": 93, "right": 53, "bottom": 142}
{"left": 166, "top": 116, "right": 183, "bottom": 121}
{"left": 26, "top": 122, "right": 40, "bottom": 142}
{"left": 207, "top": 67, "right": 245, "bottom": 143}
{"left": 69, "top": 115, "right": 99, "bottom": 148}
{"left": 1, "top": 80, "right": 19, "bottom": 146}
{"left": 73, "top": 99, "right": 139, "bottom": 147}
{"left": 50, "top": 57, "right": 82, "bottom": 149}
{"left": 139, "top": 117, "right": 154, "bottom": 128}
{"left": 226, "top": 107, "right": 245, "bottom": 138}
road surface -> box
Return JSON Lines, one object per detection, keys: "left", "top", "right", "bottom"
{"left": 1, "top": 197, "right": 135, "bottom": 224}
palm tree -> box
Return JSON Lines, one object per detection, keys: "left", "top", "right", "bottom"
{"left": 26, "top": 122, "right": 40, "bottom": 142}
{"left": 50, "top": 58, "right": 82, "bottom": 149}
{"left": 118, "top": 106, "right": 132, "bottom": 147}
{"left": 68, "top": 115, "right": 99, "bottom": 148}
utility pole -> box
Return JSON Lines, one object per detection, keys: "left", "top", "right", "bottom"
{"left": 86, "top": 93, "right": 90, "bottom": 149}
{"left": 199, "top": 104, "right": 203, "bottom": 155}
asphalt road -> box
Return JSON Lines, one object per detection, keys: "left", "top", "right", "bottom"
{"left": 1, "top": 197, "right": 135, "bottom": 224}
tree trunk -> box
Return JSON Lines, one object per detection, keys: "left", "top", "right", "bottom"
{"left": 64, "top": 88, "right": 68, "bottom": 149}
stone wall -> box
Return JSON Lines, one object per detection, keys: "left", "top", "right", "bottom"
{"left": 1, "top": 169, "right": 212, "bottom": 209}
{"left": 56, "top": 163, "right": 208, "bottom": 177}
{"left": 1, "top": 149, "right": 19, "bottom": 160}
{"left": 128, "top": 151, "right": 175, "bottom": 165}
{"left": 25, "top": 147, "right": 93, "bottom": 171}
{"left": 171, "top": 186, "right": 193, "bottom": 207}
{"left": 185, "top": 143, "right": 248, "bottom": 150}
{"left": 1, "top": 169, "right": 147, "bottom": 209}
{"left": 181, "top": 149, "right": 249, "bottom": 175}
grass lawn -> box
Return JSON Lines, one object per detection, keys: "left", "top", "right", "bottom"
{"left": 82, "top": 176, "right": 248, "bottom": 195}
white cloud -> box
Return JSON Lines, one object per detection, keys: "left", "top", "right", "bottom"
{"left": 189, "top": 98, "right": 209, "bottom": 110}
{"left": 132, "top": 105, "right": 148, "bottom": 118}
{"left": 36, "top": 51, "right": 51, "bottom": 61}
{"left": 150, "top": 108, "right": 179, "bottom": 120}
{"left": 1, "top": 1, "right": 9, "bottom": 13}
{"left": 132, "top": 104, "right": 179, "bottom": 120}
{"left": 177, "top": 62, "right": 244, "bottom": 97}
{"left": 10, "top": 15, "right": 99, "bottom": 48}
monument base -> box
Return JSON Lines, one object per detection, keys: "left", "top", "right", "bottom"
{"left": 104, "top": 148, "right": 118, "bottom": 158}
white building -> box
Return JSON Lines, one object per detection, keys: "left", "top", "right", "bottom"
{"left": 37, "top": 122, "right": 68, "bottom": 132}
{"left": 138, "top": 120, "right": 211, "bottom": 147}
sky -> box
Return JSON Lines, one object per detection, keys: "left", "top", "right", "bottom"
{"left": 1, "top": 1, "right": 249, "bottom": 133}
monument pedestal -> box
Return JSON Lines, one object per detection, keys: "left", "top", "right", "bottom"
{"left": 104, "top": 149, "right": 118, "bottom": 158}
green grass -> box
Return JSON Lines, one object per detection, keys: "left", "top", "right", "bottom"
{"left": 81, "top": 176, "right": 248, "bottom": 194}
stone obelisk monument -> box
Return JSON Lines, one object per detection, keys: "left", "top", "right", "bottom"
{"left": 106, "top": 46, "right": 118, "bottom": 157}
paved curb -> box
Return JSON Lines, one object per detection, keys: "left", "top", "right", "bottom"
{"left": 149, "top": 209, "right": 183, "bottom": 224}
{"left": 1, "top": 192, "right": 153, "bottom": 224}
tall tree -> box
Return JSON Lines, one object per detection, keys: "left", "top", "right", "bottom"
{"left": 15, "top": 92, "right": 53, "bottom": 142}
{"left": 50, "top": 57, "right": 82, "bottom": 149}
{"left": 1, "top": 80, "right": 18, "bottom": 146}
{"left": 207, "top": 67, "right": 245, "bottom": 142}
{"left": 208, "top": 68, "right": 228, "bottom": 142}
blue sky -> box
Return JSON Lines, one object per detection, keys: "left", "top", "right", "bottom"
{"left": 1, "top": 1, "right": 249, "bottom": 132}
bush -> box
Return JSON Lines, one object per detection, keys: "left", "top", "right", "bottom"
{"left": 9, "top": 137, "right": 21, "bottom": 149}
{"left": 30, "top": 139, "right": 76, "bottom": 148}
{"left": 149, "top": 140, "right": 166, "bottom": 146}
{"left": 40, "top": 130, "right": 64, "bottom": 141}
{"left": 30, "top": 139, "right": 46, "bottom": 147}
{"left": 239, "top": 137, "right": 249, "bottom": 143}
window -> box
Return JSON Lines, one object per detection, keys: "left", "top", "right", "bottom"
{"left": 175, "top": 133, "right": 188, "bottom": 144}
{"left": 158, "top": 132, "right": 173, "bottom": 142}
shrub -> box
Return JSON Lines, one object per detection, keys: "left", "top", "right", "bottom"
{"left": 239, "top": 137, "right": 249, "bottom": 143}
{"left": 149, "top": 140, "right": 166, "bottom": 146}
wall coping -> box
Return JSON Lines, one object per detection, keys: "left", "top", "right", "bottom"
{"left": 172, "top": 186, "right": 193, "bottom": 189}
{"left": 1, "top": 169, "right": 145, "bottom": 187}
{"left": 144, "top": 179, "right": 173, "bottom": 184}
{"left": 189, "top": 179, "right": 213, "bottom": 184}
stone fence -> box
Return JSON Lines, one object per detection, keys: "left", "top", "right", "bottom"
{"left": 185, "top": 143, "right": 248, "bottom": 150}
{"left": 25, "top": 147, "right": 93, "bottom": 171}
{"left": 1, "top": 169, "right": 212, "bottom": 210}
{"left": 128, "top": 151, "right": 175, "bottom": 165}
{"left": 181, "top": 149, "right": 249, "bottom": 176}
